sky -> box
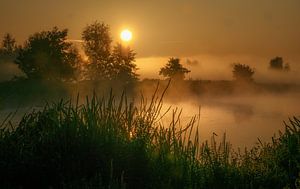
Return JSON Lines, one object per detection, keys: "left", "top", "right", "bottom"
{"left": 1, "top": 0, "right": 300, "bottom": 79}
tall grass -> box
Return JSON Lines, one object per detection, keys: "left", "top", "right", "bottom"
{"left": 0, "top": 86, "right": 299, "bottom": 188}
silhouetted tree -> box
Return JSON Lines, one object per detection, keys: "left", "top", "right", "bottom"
{"left": 15, "top": 27, "right": 80, "bottom": 81}
{"left": 0, "top": 33, "right": 18, "bottom": 62}
{"left": 159, "top": 58, "right": 190, "bottom": 80}
{"left": 232, "top": 63, "right": 255, "bottom": 82}
{"left": 270, "top": 57, "right": 283, "bottom": 70}
{"left": 269, "top": 56, "right": 290, "bottom": 71}
{"left": 82, "top": 21, "right": 112, "bottom": 80}
{"left": 111, "top": 43, "right": 138, "bottom": 82}
{"left": 82, "top": 21, "right": 138, "bottom": 83}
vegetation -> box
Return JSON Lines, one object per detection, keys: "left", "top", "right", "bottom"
{"left": 269, "top": 56, "right": 290, "bottom": 71}
{"left": 15, "top": 27, "right": 80, "bottom": 81}
{"left": 0, "top": 33, "right": 18, "bottom": 62}
{"left": 82, "top": 21, "right": 112, "bottom": 80}
{"left": 0, "top": 20, "right": 299, "bottom": 189}
{"left": 232, "top": 63, "right": 255, "bottom": 82}
{"left": 82, "top": 21, "right": 138, "bottom": 83}
{"left": 159, "top": 57, "right": 190, "bottom": 80}
{"left": 0, "top": 88, "right": 299, "bottom": 189}
{"left": 111, "top": 43, "right": 138, "bottom": 82}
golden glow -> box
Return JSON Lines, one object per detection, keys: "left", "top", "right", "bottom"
{"left": 120, "top": 29, "right": 132, "bottom": 42}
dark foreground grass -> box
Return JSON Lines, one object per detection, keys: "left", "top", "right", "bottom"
{"left": 0, "top": 88, "right": 299, "bottom": 189}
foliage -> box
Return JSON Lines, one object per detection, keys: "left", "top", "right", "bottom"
{"left": 82, "top": 21, "right": 138, "bottom": 83}
{"left": 0, "top": 33, "right": 18, "bottom": 62}
{"left": 82, "top": 21, "right": 112, "bottom": 63}
{"left": 82, "top": 22, "right": 111, "bottom": 80}
{"left": 111, "top": 43, "right": 138, "bottom": 82}
{"left": 159, "top": 57, "right": 190, "bottom": 80}
{"left": 269, "top": 56, "right": 290, "bottom": 71}
{"left": 1, "top": 88, "right": 299, "bottom": 189}
{"left": 15, "top": 27, "right": 80, "bottom": 81}
{"left": 232, "top": 63, "right": 255, "bottom": 82}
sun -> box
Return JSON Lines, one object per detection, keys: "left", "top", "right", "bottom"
{"left": 120, "top": 29, "right": 132, "bottom": 42}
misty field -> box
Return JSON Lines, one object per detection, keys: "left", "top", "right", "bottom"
{"left": 0, "top": 81, "right": 300, "bottom": 189}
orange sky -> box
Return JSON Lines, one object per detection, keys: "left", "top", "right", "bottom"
{"left": 1, "top": 0, "right": 300, "bottom": 80}
{"left": 1, "top": 0, "right": 299, "bottom": 57}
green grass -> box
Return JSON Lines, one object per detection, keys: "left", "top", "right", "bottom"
{"left": 0, "top": 86, "right": 299, "bottom": 189}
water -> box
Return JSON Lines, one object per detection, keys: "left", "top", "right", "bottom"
{"left": 161, "top": 92, "right": 300, "bottom": 148}
{"left": 1, "top": 90, "right": 299, "bottom": 149}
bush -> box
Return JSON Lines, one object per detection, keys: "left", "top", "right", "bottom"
{"left": 232, "top": 63, "right": 255, "bottom": 82}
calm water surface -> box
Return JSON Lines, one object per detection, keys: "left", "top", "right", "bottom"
{"left": 161, "top": 92, "right": 300, "bottom": 148}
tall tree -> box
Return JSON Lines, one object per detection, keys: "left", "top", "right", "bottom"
{"left": 159, "top": 58, "right": 190, "bottom": 80}
{"left": 82, "top": 21, "right": 112, "bottom": 80}
{"left": 82, "top": 21, "right": 138, "bottom": 83}
{"left": 15, "top": 27, "right": 80, "bottom": 81}
{"left": 111, "top": 43, "right": 138, "bottom": 82}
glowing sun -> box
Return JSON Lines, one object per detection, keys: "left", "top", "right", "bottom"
{"left": 120, "top": 29, "right": 132, "bottom": 42}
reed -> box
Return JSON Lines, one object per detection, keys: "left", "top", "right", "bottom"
{"left": 0, "top": 86, "right": 299, "bottom": 188}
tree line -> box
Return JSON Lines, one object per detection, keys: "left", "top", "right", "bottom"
{"left": 0, "top": 21, "right": 137, "bottom": 84}
{"left": 0, "top": 21, "right": 291, "bottom": 83}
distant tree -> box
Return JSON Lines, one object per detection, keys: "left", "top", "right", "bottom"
{"left": 159, "top": 58, "right": 190, "bottom": 80}
{"left": 111, "top": 43, "right": 138, "bottom": 82}
{"left": 15, "top": 27, "right": 80, "bottom": 81}
{"left": 270, "top": 57, "right": 283, "bottom": 70}
{"left": 0, "top": 33, "right": 18, "bottom": 61}
{"left": 232, "top": 63, "right": 255, "bottom": 82}
{"left": 269, "top": 56, "right": 290, "bottom": 71}
{"left": 82, "top": 21, "right": 112, "bottom": 80}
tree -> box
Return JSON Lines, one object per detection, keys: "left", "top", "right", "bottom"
{"left": 0, "top": 33, "right": 18, "bottom": 61}
{"left": 81, "top": 21, "right": 138, "bottom": 83}
{"left": 232, "top": 63, "right": 255, "bottom": 82}
{"left": 15, "top": 27, "right": 80, "bottom": 81}
{"left": 159, "top": 58, "right": 190, "bottom": 80}
{"left": 111, "top": 43, "right": 138, "bottom": 82}
{"left": 82, "top": 21, "right": 112, "bottom": 80}
{"left": 269, "top": 56, "right": 290, "bottom": 71}
{"left": 270, "top": 57, "right": 283, "bottom": 70}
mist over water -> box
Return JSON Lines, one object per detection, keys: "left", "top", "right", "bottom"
{"left": 134, "top": 54, "right": 300, "bottom": 148}
{"left": 0, "top": 61, "right": 23, "bottom": 82}
{"left": 159, "top": 91, "right": 300, "bottom": 148}
{"left": 1, "top": 54, "right": 300, "bottom": 149}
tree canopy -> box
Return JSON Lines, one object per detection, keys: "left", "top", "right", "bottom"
{"left": 82, "top": 21, "right": 112, "bottom": 63}
{"left": 111, "top": 43, "right": 138, "bottom": 82}
{"left": 15, "top": 27, "right": 80, "bottom": 81}
{"left": 82, "top": 21, "right": 138, "bottom": 83}
{"left": 159, "top": 58, "right": 190, "bottom": 80}
{"left": 232, "top": 63, "right": 255, "bottom": 82}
